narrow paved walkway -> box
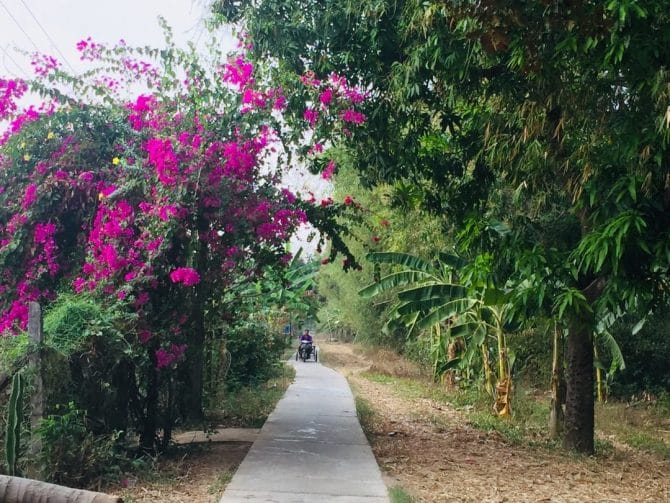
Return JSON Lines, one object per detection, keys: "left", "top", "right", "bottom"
{"left": 220, "top": 355, "right": 389, "bottom": 502}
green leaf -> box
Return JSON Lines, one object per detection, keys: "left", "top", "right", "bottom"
{"left": 358, "top": 271, "right": 431, "bottom": 298}
{"left": 631, "top": 317, "right": 646, "bottom": 335}
{"left": 365, "top": 252, "right": 435, "bottom": 272}
{"left": 398, "top": 283, "right": 467, "bottom": 302}
{"left": 437, "top": 252, "right": 467, "bottom": 270}
{"left": 435, "top": 357, "right": 462, "bottom": 374}
{"left": 482, "top": 288, "right": 509, "bottom": 306}
{"left": 417, "top": 299, "right": 476, "bottom": 329}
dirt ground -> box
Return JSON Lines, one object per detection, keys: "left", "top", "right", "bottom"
{"left": 318, "top": 340, "right": 670, "bottom": 503}
{"left": 104, "top": 441, "right": 250, "bottom": 503}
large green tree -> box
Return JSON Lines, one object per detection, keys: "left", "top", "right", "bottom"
{"left": 214, "top": 0, "right": 670, "bottom": 453}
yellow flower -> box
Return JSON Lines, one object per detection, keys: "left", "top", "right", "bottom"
{"left": 112, "top": 157, "right": 120, "bottom": 165}
{"left": 98, "top": 192, "right": 105, "bottom": 201}
{"left": 19, "top": 142, "right": 25, "bottom": 149}
{"left": 47, "top": 131, "right": 55, "bottom": 140}
{"left": 23, "top": 154, "right": 31, "bottom": 162}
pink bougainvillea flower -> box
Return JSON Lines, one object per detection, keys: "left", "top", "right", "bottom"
{"left": 78, "top": 171, "right": 94, "bottom": 182}
{"left": 22, "top": 184, "right": 37, "bottom": 210}
{"left": 138, "top": 329, "right": 153, "bottom": 344}
{"left": 155, "top": 343, "right": 187, "bottom": 369}
{"left": 30, "top": 53, "right": 60, "bottom": 77}
{"left": 272, "top": 95, "right": 286, "bottom": 110}
{"left": 303, "top": 108, "right": 319, "bottom": 127}
{"left": 299, "top": 71, "right": 320, "bottom": 87}
{"left": 321, "top": 160, "right": 336, "bottom": 180}
{"left": 319, "top": 88, "right": 333, "bottom": 107}
{"left": 340, "top": 109, "right": 366, "bottom": 125}
{"left": 169, "top": 267, "right": 200, "bottom": 286}
{"left": 34, "top": 222, "right": 56, "bottom": 243}
{"left": 222, "top": 55, "right": 254, "bottom": 90}
{"left": 0, "top": 78, "right": 28, "bottom": 120}
{"left": 281, "top": 188, "right": 296, "bottom": 204}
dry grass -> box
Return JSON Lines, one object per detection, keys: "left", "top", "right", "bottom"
{"left": 320, "top": 340, "right": 670, "bottom": 503}
{"left": 104, "top": 443, "right": 250, "bottom": 503}
{"left": 596, "top": 401, "right": 670, "bottom": 459}
{"left": 364, "top": 347, "right": 425, "bottom": 379}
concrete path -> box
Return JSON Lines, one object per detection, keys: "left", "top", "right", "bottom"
{"left": 219, "top": 356, "right": 389, "bottom": 502}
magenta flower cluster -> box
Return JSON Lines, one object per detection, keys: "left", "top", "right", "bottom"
{"left": 169, "top": 267, "right": 200, "bottom": 286}
{"left": 298, "top": 71, "right": 368, "bottom": 180}
{"left": 0, "top": 37, "right": 324, "bottom": 371}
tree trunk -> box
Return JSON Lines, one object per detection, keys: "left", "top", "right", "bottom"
{"left": 594, "top": 345, "right": 607, "bottom": 403}
{"left": 139, "top": 350, "right": 159, "bottom": 453}
{"left": 181, "top": 293, "right": 206, "bottom": 423}
{"left": 563, "top": 318, "right": 594, "bottom": 454}
{"left": 0, "top": 474, "right": 121, "bottom": 503}
{"left": 110, "top": 359, "right": 131, "bottom": 433}
{"left": 548, "top": 323, "right": 566, "bottom": 439}
{"left": 181, "top": 215, "right": 209, "bottom": 423}
{"left": 162, "top": 375, "right": 174, "bottom": 451}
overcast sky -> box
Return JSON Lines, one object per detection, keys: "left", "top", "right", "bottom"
{"left": 0, "top": 0, "right": 231, "bottom": 78}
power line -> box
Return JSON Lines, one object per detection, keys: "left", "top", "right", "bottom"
{"left": 18, "top": 0, "right": 77, "bottom": 73}
{"left": 0, "top": 44, "right": 29, "bottom": 79}
{"left": 0, "top": 0, "right": 41, "bottom": 53}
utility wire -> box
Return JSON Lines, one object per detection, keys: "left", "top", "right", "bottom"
{"left": 0, "top": 0, "right": 41, "bottom": 53}
{"left": 0, "top": 44, "right": 30, "bottom": 79}
{"left": 18, "top": 0, "right": 77, "bottom": 73}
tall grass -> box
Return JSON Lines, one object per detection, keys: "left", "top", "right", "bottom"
{"left": 207, "top": 364, "right": 295, "bottom": 428}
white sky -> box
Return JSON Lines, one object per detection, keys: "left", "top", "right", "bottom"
{"left": 0, "top": 0, "right": 226, "bottom": 78}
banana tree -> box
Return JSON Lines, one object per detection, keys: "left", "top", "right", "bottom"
{"left": 358, "top": 252, "right": 465, "bottom": 380}
{"left": 419, "top": 284, "right": 515, "bottom": 417}
{"left": 359, "top": 251, "right": 516, "bottom": 417}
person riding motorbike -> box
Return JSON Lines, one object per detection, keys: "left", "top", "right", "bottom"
{"left": 298, "top": 329, "right": 313, "bottom": 359}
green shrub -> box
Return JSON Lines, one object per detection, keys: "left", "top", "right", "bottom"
{"left": 42, "top": 294, "right": 133, "bottom": 434}
{"left": 43, "top": 294, "right": 127, "bottom": 356}
{"left": 610, "top": 308, "right": 670, "bottom": 397}
{"left": 0, "top": 333, "right": 31, "bottom": 375}
{"left": 224, "top": 321, "right": 287, "bottom": 389}
{"left": 37, "top": 402, "right": 125, "bottom": 486}
{"left": 207, "top": 365, "right": 295, "bottom": 427}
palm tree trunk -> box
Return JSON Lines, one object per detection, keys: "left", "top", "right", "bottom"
{"left": 0, "top": 474, "right": 122, "bottom": 502}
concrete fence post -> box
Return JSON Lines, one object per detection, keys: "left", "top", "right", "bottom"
{"left": 27, "top": 302, "right": 44, "bottom": 454}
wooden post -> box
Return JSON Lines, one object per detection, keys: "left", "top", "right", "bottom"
{"left": 28, "top": 302, "right": 44, "bottom": 454}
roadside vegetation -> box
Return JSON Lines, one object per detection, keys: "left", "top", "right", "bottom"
{"left": 1, "top": 1, "right": 670, "bottom": 501}
{"left": 327, "top": 341, "right": 669, "bottom": 502}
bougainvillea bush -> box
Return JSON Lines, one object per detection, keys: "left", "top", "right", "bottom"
{"left": 0, "top": 28, "right": 367, "bottom": 452}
